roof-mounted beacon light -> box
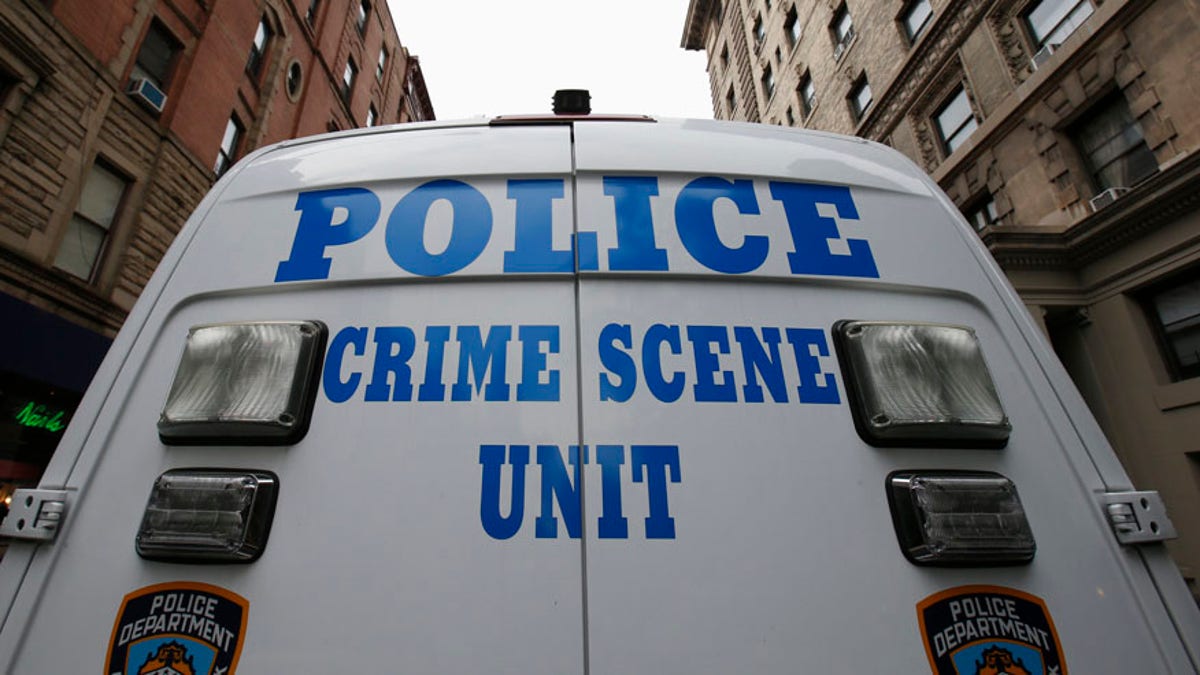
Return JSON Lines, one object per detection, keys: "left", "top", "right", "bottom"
{"left": 553, "top": 89, "right": 591, "bottom": 115}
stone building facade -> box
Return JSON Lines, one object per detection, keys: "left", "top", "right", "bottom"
{"left": 0, "top": 0, "right": 433, "bottom": 503}
{"left": 683, "top": 0, "right": 1200, "bottom": 594}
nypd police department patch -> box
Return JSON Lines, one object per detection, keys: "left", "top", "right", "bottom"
{"left": 917, "top": 585, "right": 1066, "bottom": 675}
{"left": 105, "top": 581, "right": 248, "bottom": 675}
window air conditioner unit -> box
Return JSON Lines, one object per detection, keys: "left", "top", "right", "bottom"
{"left": 1089, "top": 186, "right": 1130, "bottom": 212}
{"left": 126, "top": 78, "right": 167, "bottom": 113}
{"left": 1030, "top": 43, "right": 1059, "bottom": 69}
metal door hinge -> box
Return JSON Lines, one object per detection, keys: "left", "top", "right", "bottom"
{"left": 1101, "top": 491, "right": 1176, "bottom": 545}
{"left": 0, "top": 489, "right": 69, "bottom": 542}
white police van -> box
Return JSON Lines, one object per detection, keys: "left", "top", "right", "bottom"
{"left": 1, "top": 95, "right": 1198, "bottom": 674}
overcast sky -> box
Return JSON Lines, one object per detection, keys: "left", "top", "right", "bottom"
{"left": 386, "top": 1, "right": 715, "bottom": 121}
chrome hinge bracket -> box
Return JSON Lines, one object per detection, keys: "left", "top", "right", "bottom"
{"left": 0, "top": 488, "right": 69, "bottom": 542}
{"left": 1101, "top": 490, "right": 1177, "bottom": 545}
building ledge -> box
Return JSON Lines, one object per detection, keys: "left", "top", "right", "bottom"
{"left": 982, "top": 150, "right": 1200, "bottom": 270}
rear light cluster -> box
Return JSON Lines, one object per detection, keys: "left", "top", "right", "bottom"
{"left": 142, "top": 318, "right": 1032, "bottom": 566}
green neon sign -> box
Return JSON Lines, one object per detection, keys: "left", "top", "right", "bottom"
{"left": 14, "top": 401, "right": 68, "bottom": 433}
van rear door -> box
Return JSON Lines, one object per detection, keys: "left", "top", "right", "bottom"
{"left": 571, "top": 120, "right": 1197, "bottom": 673}
{"left": 0, "top": 124, "right": 588, "bottom": 674}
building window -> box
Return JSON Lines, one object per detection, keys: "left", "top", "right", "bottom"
{"left": 786, "top": 106, "right": 795, "bottom": 126}
{"left": 54, "top": 160, "right": 128, "bottom": 281}
{"left": 1024, "top": 0, "right": 1093, "bottom": 51}
{"left": 720, "top": 44, "right": 730, "bottom": 70}
{"left": 376, "top": 48, "right": 387, "bottom": 81}
{"left": 342, "top": 58, "right": 357, "bottom": 100}
{"left": 366, "top": 104, "right": 377, "bottom": 127}
{"left": 831, "top": 4, "right": 854, "bottom": 59}
{"left": 726, "top": 86, "right": 737, "bottom": 115}
{"left": 356, "top": 0, "right": 370, "bottom": 35}
{"left": 286, "top": 62, "right": 303, "bottom": 99}
{"left": 774, "top": 46, "right": 782, "bottom": 64}
{"left": 245, "top": 16, "right": 271, "bottom": 79}
{"left": 901, "top": 0, "right": 933, "bottom": 43}
{"left": 214, "top": 116, "right": 243, "bottom": 176}
{"left": 1070, "top": 94, "right": 1157, "bottom": 191}
{"left": 761, "top": 64, "right": 775, "bottom": 99}
{"left": 131, "top": 20, "right": 180, "bottom": 91}
{"left": 963, "top": 193, "right": 999, "bottom": 231}
{"left": 849, "top": 75, "right": 872, "bottom": 121}
{"left": 305, "top": 0, "right": 320, "bottom": 25}
{"left": 798, "top": 71, "right": 815, "bottom": 117}
{"left": 784, "top": 6, "right": 801, "bottom": 46}
{"left": 753, "top": 15, "right": 765, "bottom": 47}
{"left": 934, "top": 86, "right": 979, "bottom": 155}
{"left": 1146, "top": 274, "right": 1200, "bottom": 381}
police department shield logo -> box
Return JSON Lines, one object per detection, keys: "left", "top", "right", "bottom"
{"left": 917, "top": 585, "right": 1067, "bottom": 675}
{"left": 106, "top": 582, "right": 248, "bottom": 675}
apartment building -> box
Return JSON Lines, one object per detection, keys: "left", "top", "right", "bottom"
{"left": 0, "top": 0, "right": 433, "bottom": 506}
{"left": 683, "top": 0, "right": 1200, "bottom": 594}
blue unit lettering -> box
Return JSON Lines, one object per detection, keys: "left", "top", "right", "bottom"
{"left": 631, "top": 445, "right": 682, "bottom": 539}
{"left": 770, "top": 181, "right": 879, "bottom": 278}
{"left": 687, "top": 325, "right": 737, "bottom": 402}
{"left": 452, "top": 325, "right": 512, "bottom": 402}
{"left": 478, "top": 443, "right": 681, "bottom": 540}
{"left": 785, "top": 328, "right": 841, "bottom": 404}
{"left": 385, "top": 179, "right": 492, "bottom": 276}
{"left": 504, "top": 179, "right": 572, "bottom": 273}
{"left": 598, "top": 323, "right": 636, "bottom": 402}
{"left": 604, "top": 176, "right": 669, "bottom": 271}
{"left": 675, "top": 177, "right": 768, "bottom": 274}
{"left": 363, "top": 326, "right": 416, "bottom": 401}
{"left": 418, "top": 326, "right": 451, "bottom": 401}
{"left": 479, "top": 444, "right": 529, "bottom": 540}
{"left": 275, "top": 188, "right": 380, "bottom": 282}
{"left": 643, "top": 324, "right": 685, "bottom": 402}
{"left": 517, "top": 325, "right": 560, "bottom": 401}
{"left": 535, "top": 444, "right": 585, "bottom": 539}
{"left": 734, "top": 326, "right": 788, "bottom": 403}
{"left": 595, "top": 445, "right": 629, "bottom": 539}
{"left": 323, "top": 326, "right": 368, "bottom": 402}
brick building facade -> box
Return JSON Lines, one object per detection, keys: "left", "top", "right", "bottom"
{"left": 683, "top": 0, "right": 1200, "bottom": 594}
{"left": 0, "top": 0, "right": 433, "bottom": 504}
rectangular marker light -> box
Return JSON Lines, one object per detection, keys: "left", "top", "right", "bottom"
{"left": 136, "top": 469, "right": 278, "bottom": 563}
{"left": 887, "top": 471, "right": 1035, "bottom": 565}
{"left": 159, "top": 321, "right": 326, "bottom": 445}
{"left": 835, "top": 321, "right": 1010, "bottom": 447}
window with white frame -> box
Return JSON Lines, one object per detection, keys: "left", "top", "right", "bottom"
{"left": 901, "top": 0, "right": 933, "bottom": 43}
{"left": 376, "top": 49, "right": 386, "bottom": 81}
{"left": 342, "top": 58, "right": 357, "bottom": 100}
{"left": 963, "top": 193, "right": 1000, "bottom": 231}
{"left": 1024, "top": 0, "right": 1093, "bottom": 51}
{"left": 366, "top": 104, "right": 377, "bottom": 127}
{"left": 214, "top": 115, "right": 243, "bottom": 176}
{"left": 245, "top": 16, "right": 271, "bottom": 79}
{"left": 934, "top": 86, "right": 979, "bottom": 155}
{"left": 54, "top": 160, "right": 129, "bottom": 280}
{"left": 754, "top": 15, "right": 765, "bottom": 46}
{"left": 762, "top": 64, "right": 775, "bottom": 99}
{"left": 831, "top": 4, "right": 854, "bottom": 58}
{"left": 356, "top": 0, "right": 370, "bottom": 34}
{"left": 849, "top": 75, "right": 872, "bottom": 121}
{"left": 1070, "top": 94, "right": 1157, "bottom": 191}
{"left": 784, "top": 6, "right": 800, "bottom": 46}
{"left": 798, "top": 71, "right": 815, "bottom": 117}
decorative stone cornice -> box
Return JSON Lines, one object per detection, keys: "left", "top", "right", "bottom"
{"left": 983, "top": 150, "right": 1200, "bottom": 271}
{"left": 681, "top": 0, "right": 718, "bottom": 50}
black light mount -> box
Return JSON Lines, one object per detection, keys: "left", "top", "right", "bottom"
{"left": 553, "top": 89, "right": 591, "bottom": 115}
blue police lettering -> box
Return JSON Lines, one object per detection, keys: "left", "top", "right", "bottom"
{"left": 597, "top": 323, "right": 839, "bottom": 404}
{"left": 274, "top": 176, "right": 879, "bottom": 281}
{"left": 324, "top": 324, "right": 560, "bottom": 402}
{"left": 479, "top": 444, "right": 681, "bottom": 540}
